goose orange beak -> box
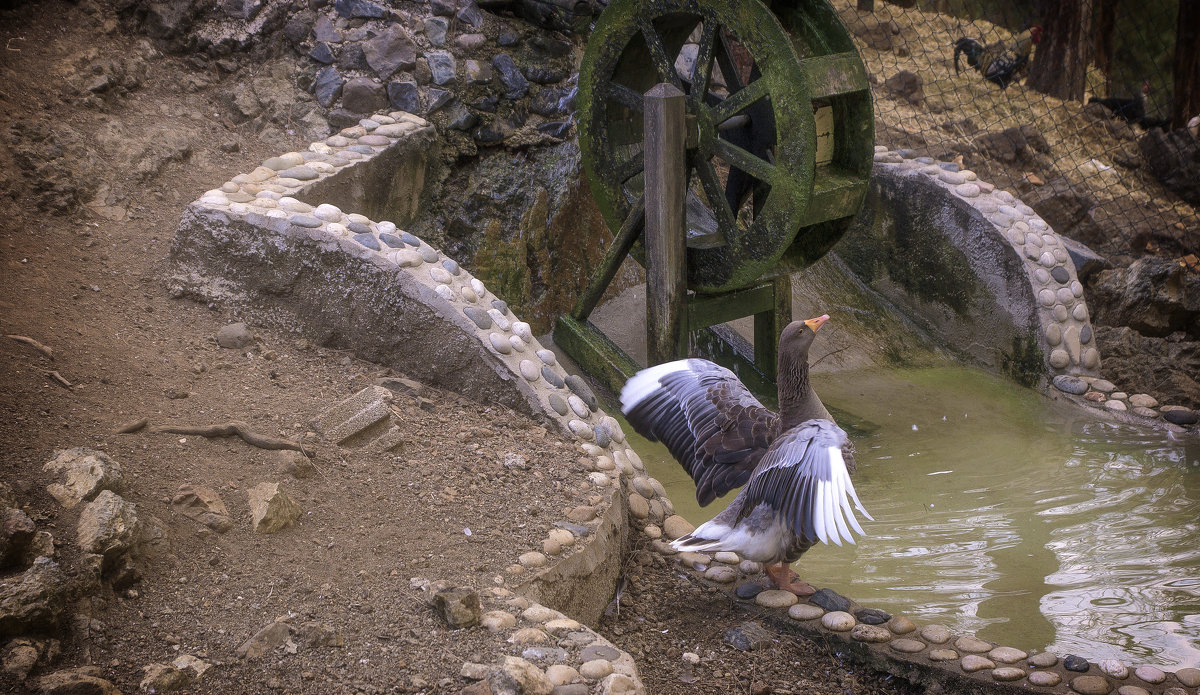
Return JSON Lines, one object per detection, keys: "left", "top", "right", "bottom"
{"left": 804, "top": 314, "right": 830, "bottom": 332}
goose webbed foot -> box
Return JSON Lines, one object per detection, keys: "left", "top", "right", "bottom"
{"left": 765, "top": 563, "right": 815, "bottom": 597}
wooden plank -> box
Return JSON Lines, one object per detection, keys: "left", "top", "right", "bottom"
{"left": 803, "top": 165, "right": 869, "bottom": 226}
{"left": 800, "top": 52, "right": 869, "bottom": 100}
{"left": 753, "top": 274, "right": 792, "bottom": 382}
{"left": 687, "top": 284, "right": 775, "bottom": 331}
{"left": 553, "top": 316, "right": 642, "bottom": 396}
{"left": 644, "top": 83, "right": 689, "bottom": 365}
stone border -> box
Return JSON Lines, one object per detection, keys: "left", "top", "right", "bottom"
{"left": 873, "top": 146, "right": 1197, "bottom": 430}
{"left": 173, "top": 112, "right": 1197, "bottom": 695}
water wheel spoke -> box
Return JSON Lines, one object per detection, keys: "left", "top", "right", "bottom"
{"left": 710, "top": 79, "right": 769, "bottom": 126}
{"left": 715, "top": 139, "right": 776, "bottom": 187}
{"left": 615, "top": 150, "right": 644, "bottom": 183}
{"left": 607, "top": 83, "right": 644, "bottom": 112}
{"left": 714, "top": 30, "right": 744, "bottom": 93}
{"left": 637, "top": 18, "right": 683, "bottom": 89}
{"left": 689, "top": 21, "right": 718, "bottom": 101}
{"left": 692, "top": 158, "right": 738, "bottom": 233}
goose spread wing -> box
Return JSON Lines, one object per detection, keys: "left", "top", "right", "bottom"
{"left": 620, "top": 359, "right": 780, "bottom": 506}
{"left": 738, "top": 419, "right": 872, "bottom": 546}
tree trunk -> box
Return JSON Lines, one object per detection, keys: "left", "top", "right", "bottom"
{"left": 1027, "top": 0, "right": 1093, "bottom": 101}
{"left": 1171, "top": 1, "right": 1200, "bottom": 130}
{"left": 1092, "top": 0, "right": 1117, "bottom": 95}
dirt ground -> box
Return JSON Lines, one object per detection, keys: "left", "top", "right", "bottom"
{"left": 0, "top": 2, "right": 921, "bottom": 693}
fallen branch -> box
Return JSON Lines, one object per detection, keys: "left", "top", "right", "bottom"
{"left": 7, "top": 334, "right": 53, "bottom": 359}
{"left": 150, "top": 421, "right": 306, "bottom": 453}
{"left": 114, "top": 417, "right": 148, "bottom": 434}
{"left": 47, "top": 371, "right": 72, "bottom": 389}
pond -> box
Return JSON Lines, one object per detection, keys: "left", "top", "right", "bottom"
{"left": 625, "top": 366, "right": 1200, "bottom": 667}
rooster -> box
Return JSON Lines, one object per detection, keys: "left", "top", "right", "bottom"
{"left": 954, "top": 25, "right": 1043, "bottom": 89}
{"left": 1089, "top": 81, "right": 1169, "bottom": 129}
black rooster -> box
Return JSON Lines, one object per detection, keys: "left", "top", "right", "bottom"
{"left": 954, "top": 25, "right": 1043, "bottom": 89}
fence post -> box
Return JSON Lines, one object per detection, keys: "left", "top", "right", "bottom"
{"left": 644, "top": 82, "right": 688, "bottom": 365}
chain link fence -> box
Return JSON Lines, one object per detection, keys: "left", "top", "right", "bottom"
{"left": 830, "top": 0, "right": 1198, "bottom": 271}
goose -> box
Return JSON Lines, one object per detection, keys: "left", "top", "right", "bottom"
{"left": 620, "top": 314, "right": 871, "bottom": 595}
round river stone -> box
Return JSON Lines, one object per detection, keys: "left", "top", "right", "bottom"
{"left": 788, "top": 604, "right": 823, "bottom": 621}
{"left": 1133, "top": 666, "right": 1165, "bottom": 684}
{"left": 755, "top": 590, "right": 798, "bottom": 609}
{"left": 890, "top": 639, "right": 926, "bottom": 654}
{"left": 961, "top": 655, "right": 995, "bottom": 672}
{"left": 989, "top": 647, "right": 1027, "bottom": 663}
{"left": 993, "top": 667, "right": 1026, "bottom": 682}
{"left": 821, "top": 611, "right": 855, "bottom": 631}
{"left": 920, "top": 625, "right": 951, "bottom": 644}
{"left": 1070, "top": 675, "right": 1112, "bottom": 694}
{"left": 954, "top": 636, "right": 992, "bottom": 653}
{"left": 1028, "top": 671, "right": 1061, "bottom": 687}
{"left": 1028, "top": 652, "right": 1059, "bottom": 668}
{"left": 850, "top": 624, "right": 891, "bottom": 643}
{"left": 1064, "top": 655, "right": 1091, "bottom": 672}
{"left": 929, "top": 649, "right": 957, "bottom": 662}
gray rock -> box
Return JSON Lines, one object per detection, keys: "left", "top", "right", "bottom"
{"left": 313, "top": 15, "right": 340, "bottom": 43}
{"left": 492, "top": 53, "right": 528, "bottom": 99}
{"left": 217, "top": 322, "right": 254, "bottom": 349}
{"left": 1090, "top": 256, "right": 1200, "bottom": 338}
{"left": 42, "top": 448, "right": 123, "bottom": 508}
{"left": 1163, "top": 409, "right": 1199, "bottom": 426}
{"left": 529, "top": 86, "right": 574, "bottom": 117}
{"left": 564, "top": 374, "right": 597, "bottom": 409}
{"left": 140, "top": 663, "right": 192, "bottom": 692}
{"left": 0, "top": 557, "right": 69, "bottom": 636}
{"left": 364, "top": 24, "right": 416, "bottom": 79}
{"left": 723, "top": 621, "right": 773, "bottom": 651}
{"left": 427, "top": 88, "right": 453, "bottom": 113}
{"left": 464, "top": 60, "right": 492, "bottom": 85}
{"left": 1052, "top": 374, "right": 1089, "bottom": 395}
{"left": 220, "top": 0, "right": 262, "bottom": 19}
{"left": 334, "top": 0, "right": 388, "bottom": 19}
{"left": 338, "top": 41, "right": 369, "bottom": 72}
{"left": 530, "top": 35, "right": 572, "bottom": 58}
{"left": 1059, "top": 235, "right": 1110, "bottom": 281}
{"left": 1138, "top": 126, "right": 1200, "bottom": 206}
{"left": 309, "top": 42, "right": 335, "bottom": 64}
{"left": 77, "top": 490, "right": 142, "bottom": 572}
{"left": 237, "top": 620, "right": 293, "bottom": 659}
{"left": 447, "top": 105, "right": 478, "bottom": 131}
{"left": 973, "top": 124, "right": 1050, "bottom": 163}
{"left": 424, "top": 16, "right": 448, "bottom": 46}
{"left": 426, "top": 51, "right": 456, "bottom": 86}
{"left": 342, "top": 77, "right": 387, "bottom": 114}
{"left": 430, "top": 0, "right": 456, "bottom": 16}
{"left": 433, "top": 587, "right": 481, "bottom": 627}
{"left": 457, "top": 2, "right": 484, "bottom": 27}
{"left": 809, "top": 587, "right": 852, "bottom": 613}
{"left": 312, "top": 66, "right": 344, "bottom": 108}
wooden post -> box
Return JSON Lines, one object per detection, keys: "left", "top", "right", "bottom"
{"left": 753, "top": 273, "right": 792, "bottom": 381}
{"left": 644, "top": 83, "right": 688, "bottom": 365}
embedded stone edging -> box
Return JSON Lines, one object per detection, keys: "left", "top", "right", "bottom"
{"left": 872, "top": 146, "right": 1198, "bottom": 431}
{"left": 651, "top": 540, "right": 1200, "bottom": 695}
{"left": 173, "top": 109, "right": 649, "bottom": 693}
{"left": 873, "top": 146, "right": 1100, "bottom": 376}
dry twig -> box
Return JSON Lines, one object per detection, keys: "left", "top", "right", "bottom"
{"left": 47, "top": 371, "right": 72, "bottom": 389}
{"left": 150, "top": 420, "right": 306, "bottom": 453}
{"left": 114, "top": 417, "right": 149, "bottom": 434}
{"left": 7, "top": 334, "right": 54, "bottom": 359}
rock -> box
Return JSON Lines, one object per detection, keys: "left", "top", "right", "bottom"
{"left": 247, "top": 483, "right": 300, "bottom": 533}
{"left": 755, "top": 590, "right": 798, "bottom": 609}
{"left": 334, "top": 0, "right": 388, "bottom": 19}
{"left": 1053, "top": 374, "right": 1089, "bottom": 395}
{"left": 171, "top": 485, "right": 233, "bottom": 533}
{"left": 2, "top": 639, "right": 39, "bottom": 680}
{"left": 662, "top": 515, "right": 693, "bottom": 539}
{"left": 855, "top": 608, "right": 891, "bottom": 625}
{"left": 313, "top": 66, "right": 344, "bottom": 108}
{"left": 465, "top": 60, "right": 493, "bottom": 85}
{"left": 1093, "top": 326, "right": 1200, "bottom": 410}
{"left": 0, "top": 558, "right": 69, "bottom": 635}
{"left": 1090, "top": 257, "right": 1200, "bottom": 338}
{"left": 1, "top": 508, "right": 36, "bottom": 569}
{"left": 38, "top": 667, "right": 121, "bottom": 695}
{"left": 43, "top": 448, "right": 123, "bottom": 508}
{"left": 434, "top": 588, "right": 480, "bottom": 627}
{"left": 723, "top": 621, "right": 774, "bottom": 651}
{"left": 920, "top": 624, "right": 951, "bottom": 643}
{"left": 1163, "top": 409, "right": 1198, "bottom": 425}
{"left": 77, "top": 490, "right": 141, "bottom": 572}
{"left": 788, "top": 603, "right": 824, "bottom": 621}
{"left": 309, "top": 41, "right": 334, "bottom": 64}
{"left": 961, "top": 654, "right": 995, "bottom": 672}
{"left": 809, "top": 588, "right": 851, "bottom": 613}
{"left": 236, "top": 620, "right": 293, "bottom": 659}
{"left": 216, "top": 322, "right": 254, "bottom": 349}
{"left": 821, "top": 611, "right": 856, "bottom": 631}
{"left": 171, "top": 654, "right": 211, "bottom": 681}
{"left": 1070, "top": 675, "right": 1113, "bottom": 695}
{"left": 387, "top": 81, "right": 421, "bottom": 113}
{"left": 850, "top": 624, "right": 892, "bottom": 643}
{"left": 975, "top": 124, "right": 1050, "bottom": 163}
{"left": 1064, "top": 654, "right": 1091, "bottom": 672}
{"left": 954, "top": 635, "right": 992, "bottom": 653}
{"left": 734, "top": 582, "right": 765, "bottom": 599}
{"left": 1059, "top": 236, "right": 1110, "bottom": 281}
{"left": 456, "top": 2, "right": 484, "bottom": 28}
{"left": 342, "top": 77, "right": 387, "bottom": 114}
{"left": 363, "top": 24, "right": 416, "bottom": 80}
{"left": 426, "top": 51, "right": 456, "bottom": 86}
{"left": 424, "top": 16, "right": 448, "bottom": 45}
{"left": 140, "top": 663, "right": 191, "bottom": 691}
{"left": 884, "top": 70, "right": 922, "bottom": 104}
{"left": 493, "top": 656, "right": 553, "bottom": 695}
{"left": 492, "top": 54, "right": 529, "bottom": 99}
{"left": 1029, "top": 671, "right": 1061, "bottom": 687}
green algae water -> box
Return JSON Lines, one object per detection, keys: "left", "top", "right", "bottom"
{"left": 625, "top": 366, "right": 1200, "bottom": 667}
